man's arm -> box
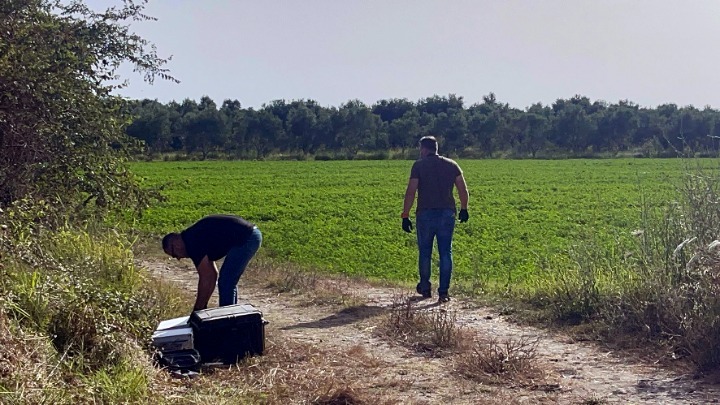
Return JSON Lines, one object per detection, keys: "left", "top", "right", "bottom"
{"left": 402, "top": 178, "right": 419, "bottom": 217}
{"left": 194, "top": 256, "right": 218, "bottom": 311}
{"left": 455, "top": 174, "right": 469, "bottom": 209}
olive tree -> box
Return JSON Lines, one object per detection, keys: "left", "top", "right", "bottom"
{"left": 0, "top": 0, "right": 176, "bottom": 222}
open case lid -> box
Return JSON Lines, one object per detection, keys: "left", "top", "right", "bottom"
{"left": 156, "top": 316, "right": 191, "bottom": 331}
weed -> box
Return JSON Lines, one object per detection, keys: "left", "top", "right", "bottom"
{"left": 80, "top": 359, "right": 153, "bottom": 404}
{"left": 377, "top": 293, "right": 467, "bottom": 355}
{"left": 454, "top": 336, "right": 541, "bottom": 385}
{"left": 524, "top": 160, "right": 720, "bottom": 371}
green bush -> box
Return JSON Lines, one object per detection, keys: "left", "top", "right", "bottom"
{"left": 0, "top": 0, "right": 172, "bottom": 224}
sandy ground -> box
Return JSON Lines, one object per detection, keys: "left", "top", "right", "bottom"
{"left": 142, "top": 257, "right": 720, "bottom": 404}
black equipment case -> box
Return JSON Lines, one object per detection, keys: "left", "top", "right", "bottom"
{"left": 189, "top": 303, "right": 268, "bottom": 363}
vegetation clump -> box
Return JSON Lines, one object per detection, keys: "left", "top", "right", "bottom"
{"left": 0, "top": 0, "right": 180, "bottom": 402}
{"left": 0, "top": 0, "right": 174, "bottom": 223}
{"left": 530, "top": 161, "right": 720, "bottom": 371}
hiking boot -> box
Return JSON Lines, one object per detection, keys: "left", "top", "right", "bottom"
{"left": 416, "top": 283, "right": 431, "bottom": 299}
{"left": 438, "top": 294, "right": 451, "bottom": 303}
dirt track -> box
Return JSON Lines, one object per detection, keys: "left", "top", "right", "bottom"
{"left": 142, "top": 257, "right": 720, "bottom": 404}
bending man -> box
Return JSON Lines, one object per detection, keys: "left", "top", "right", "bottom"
{"left": 162, "top": 214, "right": 262, "bottom": 311}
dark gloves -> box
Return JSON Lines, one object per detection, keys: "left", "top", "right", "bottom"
{"left": 458, "top": 209, "right": 469, "bottom": 223}
{"left": 402, "top": 217, "right": 413, "bottom": 233}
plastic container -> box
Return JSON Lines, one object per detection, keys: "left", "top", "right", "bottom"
{"left": 152, "top": 326, "right": 194, "bottom": 352}
{"left": 190, "top": 303, "right": 268, "bottom": 364}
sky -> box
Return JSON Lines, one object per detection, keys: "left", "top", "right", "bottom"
{"left": 86, "top": 0, "right": 720, "bottom": 110}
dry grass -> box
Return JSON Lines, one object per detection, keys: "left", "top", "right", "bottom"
{"left": 312, "top": 388, "right": 366, "bottom": 405}
{"left": 153, "top": 334, "right": 398, "bottom": 404}
{"left": 454, "top": 335, "right": 545, "bottom": 386}
{"left": 576, "top": 397, "right": 609, "bottom": 405}
{"left": 245, "top": 258, "right": 365, "bottom": 308}
{"left": 376, "top": 293, "right": 470, "bottom": 356}
{"left": 373, "top": 294, "right": 561, "bottom": 400}
{"left": 0, "top": 308, "right": 62, "bottom": 404}
{"left": 136, "top": 252, "right": 565, "bottom": 404}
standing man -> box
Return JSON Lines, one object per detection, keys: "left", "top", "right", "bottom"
{"left": 402, "top": 136, "right": 469, "bottom": 303}
{"left": 162, "top": 214, "right": 262, "bottom": 311}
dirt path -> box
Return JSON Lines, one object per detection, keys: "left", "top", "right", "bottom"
{"left": 142, "top": 257, "right": 720, "bottom": 404}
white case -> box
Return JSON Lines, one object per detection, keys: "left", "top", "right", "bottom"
{"left": 152, "top": 327, "right": 194, "bottom": 352}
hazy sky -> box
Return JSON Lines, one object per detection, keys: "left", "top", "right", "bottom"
{"left": 88, "top": 0, "right": 720, "bottom": 110}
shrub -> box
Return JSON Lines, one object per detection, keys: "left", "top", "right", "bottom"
{"left": 455, "top": 336, "right": 541, "bottom": 385}
{"left": 0, "top": 0, "right": 173, "bottom": 223}
{"left": 376, "top": 294, "right": 467, "bottom": 355}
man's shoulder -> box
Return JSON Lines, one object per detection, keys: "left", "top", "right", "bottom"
{"left": 409, "top": 158, "right": 423, "bottom": 173}
{"left": 412, "top": 155, "right": 459, "bottom": 170}
{"left": 439, "top": 156, "right": 462, "bottom": 169}
{"left": 439, "top": 155, "right": 458, "bottom": 164}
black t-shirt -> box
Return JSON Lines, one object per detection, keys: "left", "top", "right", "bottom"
{"left": 181, "top": 214, "right": 256, "bottom": 266}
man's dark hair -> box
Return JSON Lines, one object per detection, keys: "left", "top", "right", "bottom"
{"left": 162, "top": 232, "right": 181, "bottom": 251}
{"left": 419, "top": 136, "right": 439, "bottom": 153}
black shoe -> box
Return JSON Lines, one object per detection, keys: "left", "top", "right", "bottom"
{"left": 438, "top": 294, "right": 450, "bottom": 303}
{"left": 416, "top": 283, "right": 431, "bottom": 299}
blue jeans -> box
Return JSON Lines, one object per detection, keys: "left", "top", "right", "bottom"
{"left": 416, "top": 209, "right": 456, "bottom": 296}
{"left": 218, "top": 227, "right": 262, "bottom": 306}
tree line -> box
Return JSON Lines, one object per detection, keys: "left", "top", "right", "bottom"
{"left": 126, "top": 93, "right": 720, "bottom": 160}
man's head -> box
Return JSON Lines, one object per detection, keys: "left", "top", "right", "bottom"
{"left": 419, "top": 136, "right": 439, "bottom": 157}
{"left": 162, "top": 232, "right": 187, "bottom": 259}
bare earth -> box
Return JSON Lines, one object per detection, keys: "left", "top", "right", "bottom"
{"left": 142, "top": 257, "right": 720, "bottom": 404}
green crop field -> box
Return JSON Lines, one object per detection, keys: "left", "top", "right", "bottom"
{"left": 130, "top": 159, "right": 695, "bottom": 289}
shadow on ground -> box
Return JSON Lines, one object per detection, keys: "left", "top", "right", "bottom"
{"left": 281, "top": 305, "right": 385, "bottom": 330}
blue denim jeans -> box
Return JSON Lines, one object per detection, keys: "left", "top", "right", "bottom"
{"left": 218, "top": 227, "right": 262, "bottom": 306}
{"left": 416, "top": 209, "right": 455, "bottom": 296}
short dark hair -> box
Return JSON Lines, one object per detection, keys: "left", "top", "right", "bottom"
{"left": 162, "top": 232, "right": 181, "bottom": 251}
{"left": 419, "top": 136, "right": 438, "bottom": 152}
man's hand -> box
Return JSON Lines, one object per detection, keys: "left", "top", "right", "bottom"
{"left": 459, "top": 209, "right": 469, "bottom": 223}
{"left": 402, "top": 217, "right": 413, "bottom": 233}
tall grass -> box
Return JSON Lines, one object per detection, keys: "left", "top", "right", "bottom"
{"left": 527, "top": 159, "right": 720, "bottom": 370}
{"left": 0, "top": 210, "right": 185, "bottom": 403}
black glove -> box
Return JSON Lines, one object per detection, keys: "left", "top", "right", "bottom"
{"left": 458, "top": 209, "right": 469, "bottom": 223}
{"left": 402, "top": 217, "right": 413, "bottom": 233}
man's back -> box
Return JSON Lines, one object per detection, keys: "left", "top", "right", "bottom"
{"left": 410, "top": 155, "right": 462, "bottom": 213}
{"left": 182, "top": 215, "right": 255, "bottom": 265}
